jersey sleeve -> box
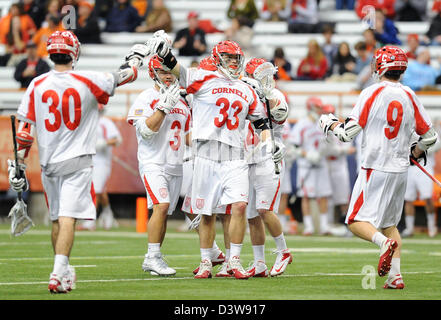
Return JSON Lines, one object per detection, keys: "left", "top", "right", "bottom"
{"left": 70, "top": 71, "right": 116, "bottom": 105}
{"left": 17, "top": 80, "right": 37, "bottom": 125}
{"left": 126, "top": 90, "right": 158, "bottom": 125}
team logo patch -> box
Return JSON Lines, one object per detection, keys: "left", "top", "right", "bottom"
{"left": 184, "top": 196, "right": 191, "bottom": 208}
{"left": 196, "top": 198, "right": 204, "bottom": 210}
{"left": 159, "top": 188, "right": 168, "bottom": 199}
{"left": 134, "top": 109, "right": 143, "bottom": 115}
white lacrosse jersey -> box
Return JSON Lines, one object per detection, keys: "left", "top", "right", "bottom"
{"left": 127, "top": 87, "right": 191, "bottom": 174}
{"left": 350, "top": 80, "right": 432, "bottom": 173}
{"left": 93, "top": 116, "right": 122, "bottom": 168}
{"left": 290, "top": 117, "right": 327, "bottom": 168}
{"left": 180, "top": 68, "right": 265, "bottom": 148}
{"left": 17, "top": 70, "right": 116, "bottom": 166}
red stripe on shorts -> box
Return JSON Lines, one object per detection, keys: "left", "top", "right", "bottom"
{"left": 90, "top": 182, "right": 96, "bottom": 207}
{"left": 269, "top": 179, "right": 281, "bottom": 212}
{"left": 143, "top": 175, "right": 159, "bottom": 205}
{"left": 347, "top": 168, "right": 372, "bottom": 224}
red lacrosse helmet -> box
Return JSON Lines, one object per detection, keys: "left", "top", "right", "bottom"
{"left": 306, "top": 96, "right": 323, "bottom": 111}
{"left": 198, "top": 56, "right": 217, "bottom": 71}
{"left": 148, "top": 55, "right": 174, "bottom": 86}
{"left": 211, "top": 40, "right": 244, "bottom": 79}
{"left": 245, "top": 58, "right": 267, "bottom": 77}
{"left": 47, "top": 30, "right": 81, "bottom": 63}
{"left": 322, "top": 103, "right": 335, "bottom": 114}
{"left": 373, "top": 45, "right": 408, "bottom": 77}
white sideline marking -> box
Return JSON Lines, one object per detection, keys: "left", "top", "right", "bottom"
{"left": 0, "top": 271, "right": 437, "bottom": 287}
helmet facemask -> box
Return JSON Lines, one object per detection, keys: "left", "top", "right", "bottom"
{"left": 217, "top": 52, "right": 244, "bottom": 80}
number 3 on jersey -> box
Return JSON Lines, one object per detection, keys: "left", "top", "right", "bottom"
{"left": 214, "top": 97, "right": 243, "bottom": 130}
{"left": 384, "top": 100, "right": 403, "bottom": 140}
{"left": 43, "top": 88, "right": 81, "bottom": 132}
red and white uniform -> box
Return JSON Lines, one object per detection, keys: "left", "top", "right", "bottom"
{"left": 92, "top": 116, "right": 122, "bottom": 193}
{"left": 280, "top": 121, "right": 294, "bottom": 195}
{"left": 127, "top": 88, "right": 191, "bottom": 215}
{"left": 180, "top": 68, "right": 265, "bottom": 215}
{"left": 290, "top": 117, "right": 332, "bottom": 198}
{"left": 17, "top": 70, "right": 116, "bottom": 221}
{"left": 345, "top": 81, "right": 432, "bottom": 228}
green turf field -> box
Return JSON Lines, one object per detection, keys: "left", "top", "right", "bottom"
{"left": 0, "top": 223, "right": 440, "bottom": 300}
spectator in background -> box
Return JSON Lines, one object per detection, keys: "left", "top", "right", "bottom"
{"left": 135, "top": 0, "right": 172, "bottom": 33}
{"left": 74, "top": 1, "right": 101, "bottom": 43}
{"left": 353, "top": 40, "right": 372, "bottom": 74}
{"left": 271, "top": 47, "right": 292, "bottom": 80}
{"left": 296, "top": 39, "right": 328, "bottom": 80}
{"left": 328, "top": 41, "right": 357, "bottom": 81}
{"left": 41, "top": 0, "right": 61, "bottom": 28}
{"left": 224, "top": 17, "right": 254, "bottom": 54}
{"left": 261, "top": 0, "right": 290, "bottom": 21}
{"left": 288, "top": 0, "right": 320, "bottom": 33}
{"left": 402, "top": 48, "right": 441, "bottom": 91}
{"left": 321, "top": 24, "right": 339, "bottom": 77}
{"left": 173, "top": 11, "right": 207, "bottom": 57}
{"left": 362, "top": 28, "right": 378, "bottom": 53}
{"left": 21, "top": 0, "right": 47, "bottom": 29}
{"left": 14, "top": 41, "right": 50, "bottom": 88}
{"left": 95, "top": 0, "right": 115, "bottom": 18}
{"left": 104, "top": 0, "right": 142, "bottom": 32}
{"left": 405, "top": 34, "right": 422, "bottom": 60}
{"left": 355, "top": 0, "right": 395, "bottom": 20}
{"left": 33, "top": 14, "right": 64, "bottom": 58}
{"left": 336, "top": 0, "right": 355, "bottom": 10}
{"left": 374, "top": 9, "right": 401, "bottom": 45}
{"left": 394, "top": 0, "right": 427, "bottom": 22}
{"left": 426, "top": 8, "right": 441, "bottom": 46}
{"left": 227, "top": 0, "right": 259, "bottom": 28}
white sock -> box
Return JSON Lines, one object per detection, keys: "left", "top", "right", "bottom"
{"left": 212, "top": 240, "right": 219, "bottom": 250}
{"left": 390, "top": 257, "right": 401, "bottom": 276}
{"left": 225, "top": 248, "right": 231, "bottom": 261}
{"left": 147, "top": 243, "right": 160, "bottom": 256}
{"left": 427, "top": 213, "right": 436, "bottom": 229}
{"left": 200, "top": 248, "right": 212, "bottom": 261}
{"left": 405, "top": 215, "right": 415, "bottom": 232}
{"left": 252, "top": 245, "right": 265, "bottom": 264}
{"left": 303, "top": 215, "right": 313, "bottom": 232}
{"left": 230, "top": 243, "right": 242, "bottom": 258}
{"left": 273, "top": 233, "right": 287, "bottom": 251}
{"left": 52, "top": 254, "right": 69, "bottom": 276}
{"left": 320, "top": 213, "right": 329, "bottom": 233}
{"left": 371, "top": 232, "right": 387, "bottom": 248}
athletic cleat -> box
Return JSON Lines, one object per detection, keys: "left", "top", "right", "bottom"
{"left": 63, "top": 265, "right": 76, "bottom": 291}
{"left": 194, "top": 259, "right": 212, "bottom": 279}
{"left": 193, "top": 249, "right": 225, "bottom": 274}
{"left": 227, "top": 256, "right": 250, "bottom": 279}
{"left": 247, "top": 260, "right": 269, "bottom": 278}
{"left": 378, "top": 239, "right": 397, "bottom": 277}
{"left": 383, "top": 274, "right": 405, "bottom": 289}
{"left": 215, "top": 262, "right": 232, "bottom": 277}
{"left": 270, "top": 249, "right": 293, "bottom": 277}
{"left": 48, "top": 273, "right": 68, "bottom": 294}
{"left": 142, "top": 252, "right": 176, "bottom": 276}
{"left": 428, "top": 226, "right": 438, "bottom": 238}
{"left": 401, "top": 228, "right": 413, "bottom": 238}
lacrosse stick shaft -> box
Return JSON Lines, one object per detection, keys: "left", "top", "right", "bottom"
{"left": 10, "top": 115, "right": 22, "bottom": 201}
{"left": 410, "top": 158, "right": 441, "bottom": 188}
{"left": 265, "top": 99, "right": 280, "bottom": 175}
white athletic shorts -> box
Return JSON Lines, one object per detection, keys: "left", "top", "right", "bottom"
{"left": 247, "top": 159, "right": 283, "bottom": 219}
{"left": 92, "top": 164, "right": 111, "bottom": 194}
{"left": 42, "top": 167, "right": 96, "bottom": 221}
{"left": 296, "top": 164, "right": 332, "bottom": 198}
{"left": 345, "top": 168, "right": 407, "bottom": 229}
{"left": 182, "top": 182, "right": 229, "bottom": 214}
{"left": 191, "top": 156, "right": 249, "bottom": 215}
{"left": 280, "top": 160, "right": 292, "bottom": 194}
{"left": 404, "top": 164, "right": 434, "bottom": 201}
{"left": 141, "top": 164, "right": 183, "bottom": 215}
{"left": 328, "top": 160, "right": 351, "bottom": 205}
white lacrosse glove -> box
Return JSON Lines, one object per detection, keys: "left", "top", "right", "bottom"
{"left": 124, "top": 43, "right": 150, "bottom": 68}
{"left": 7, "top": 159, "right": 28, "bottom": 193}
{"left": 319, "top": 113, "right": 339, "bottom": 136}
{"left": 253, "top": 62, "right": 278, "bottom": 99}
{"left": 96, "top": 138, "right": 108, "bottom": 152}
{"left": 117, "top": 63, "right": 138, "bottom": 87}
{"left": 145, "top": 30, "right": 172, "bottom": 59}
{"left": 155, "top": 82, "right": 180, "bottom": 114}
{"left": 270, "top": 100, "right": 289, "bottom": 123}
{"left": 305, "top": 150, "right": 321, "bottom": 165}
{"left": 241, "top": 76, "right": 264, "bottom": 100}
{"left": 272, "top": 141, "right": 286, "bottom": 165}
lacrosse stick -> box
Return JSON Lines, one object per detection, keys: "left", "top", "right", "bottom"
{"left": 410, "top": 158, "right": 441, "bottom": 188}
{"left": 8, "top": 115, "right": 34, "bottom": 237}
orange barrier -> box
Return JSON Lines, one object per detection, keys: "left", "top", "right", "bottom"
{"left": 136, "top": 197, "right": 148, "bottom": 233}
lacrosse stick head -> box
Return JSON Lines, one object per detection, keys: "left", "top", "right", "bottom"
{"left": 8, "top": 199, "right": 34, "bottom": 237}
{"left": 253, "top": 61, "right": 278, "bottom": 96}
{"left": 245, "top": 58, "right": 267, "bottom": 77}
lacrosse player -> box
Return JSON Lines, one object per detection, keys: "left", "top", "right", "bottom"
{"left": 290, "top": 97, "right": 333, "bottom": 236}
{"left": 127, "top": 55, "right": 191, "bottom": 277}
{"left": 8, "top": 30, "right": 141, "bottom": 293}
{"left": 144, "top": 31, "right": 278, "bottom": 279}
{"left": 319, "top": 46, "right": 438, "bottom": 289}
{"left": 242, "top": 58, "right": 292, "bottom": 277}
{"left": 78, "top": 104, "right": 122, "bottom": 231}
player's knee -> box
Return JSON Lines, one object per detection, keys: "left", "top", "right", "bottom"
{"left": 154, "top": 202, "right": 170, "bottom": 215}
{"left": 232, "top": 201, "right": 247, "bottom": 214}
